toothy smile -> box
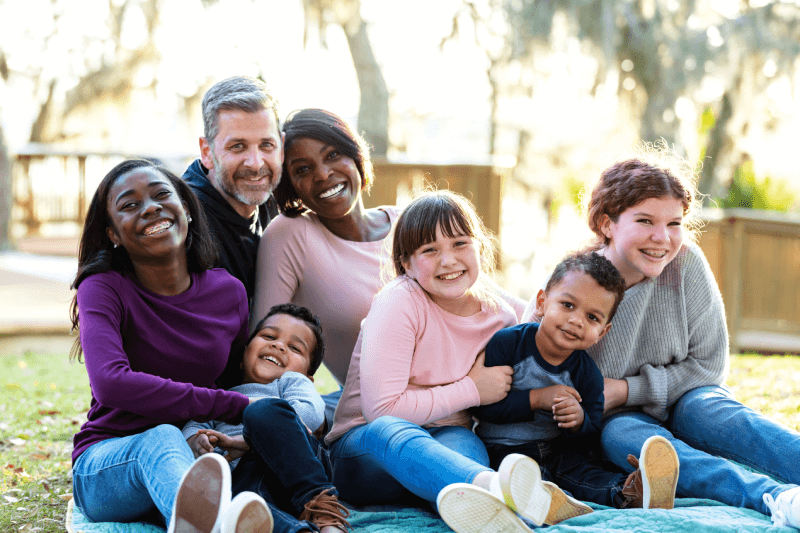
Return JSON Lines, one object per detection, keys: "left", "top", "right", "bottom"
{"left": 143, "top": 220, "right": 173, "bottom": 236}
{"left": 319, "top": 183, "right": 344, "bottom": 199}
{"left": 259, "top": 355, "right": 283, "bottom": 367}
{"left": 438, "top": 271, "right": 464, "bottom": 281}
{"left": 641, "top": 249, "right": 667, "bottom": 258}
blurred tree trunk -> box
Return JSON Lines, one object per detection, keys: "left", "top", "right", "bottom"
{"left": 0, "top": 124, "right": 12, "bottom": 251}
{"left": 343, "top": 17, "right": 389, "bottom": 156}
{"left": 698, "top": 92, "right": 733, "bottom": 201}
{"left": 302, "top": 0, "right": 389, "bottom": 156}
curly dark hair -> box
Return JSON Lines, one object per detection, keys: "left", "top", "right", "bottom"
{"left": 249, "top": 303, "right": 325, "bottom": 376}
{"left": 545, "top": 251, "right": 626, "bottom": 322}
{"left": 274, "top": 108, "right": 373, "bottom": 217}
{"left": 69, "top": 159, "right": 218, "bottom": 361}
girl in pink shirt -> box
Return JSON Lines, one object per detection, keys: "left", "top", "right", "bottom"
{"left": 326, "top": 191, "right": 585, "bottom": 532}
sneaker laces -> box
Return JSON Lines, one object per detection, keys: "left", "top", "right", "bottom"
{"left": 764, "top": 493, "right": 788, "bottom": 528}
{"left": 299, "top": 488, "right": 352, "bottom": 532}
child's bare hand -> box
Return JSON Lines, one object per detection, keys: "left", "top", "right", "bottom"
{"left": 468, "top": 352, "right": 513, "bottom": 405}
{"left": 187, "top": 432, "right": 214, "bottom": 458}
{"left": 195, "top": 430, "right": 250, "bottom": 462}
{"left": 552, "top": 396, "right": 585, "bottom": 429}
{"left": 530, "top": 385, "right": 581, "bottom": 410}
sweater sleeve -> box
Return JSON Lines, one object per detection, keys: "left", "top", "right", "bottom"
{"left": 360, "top": 283, "right": 481, "bottom": 425}
{"left": 78, "top": 276, "right": 249, "bottom": 423}
{"left": 181, "top": 419, "right": 215, "bottom": 441}
{"left": 570, "top": 357, "right": 604, "bottom": 436}
{"left": 471, "top": 327, "right": 536, "bottom": 423}
{"left": 625, "top": 245, "right": 729, "bottom": 416}
{"left": 277, "top": 372, "right": 326, "bottom": 433}
{"left": 251, "top": 216, "right": 305, "bottom": 329}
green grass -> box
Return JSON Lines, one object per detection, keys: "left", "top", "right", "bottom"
{"left": 1, "top": 350, "right": 798, "bottom": 532}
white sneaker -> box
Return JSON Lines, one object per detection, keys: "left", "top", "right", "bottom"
{"left": 168, "top": 453, "right": 231, "bottom": 533}
{"left": 496, "top": 454, "right": 554, "bottom": 526}
{"left": 437, "top": 483, "right": 534, "bottom": 533}
{"left": 639, "top": 435, "right": 679, "bottom": 509}
{"left": 221, "top": 492, "right": 273, "bottom": 533}
{"left": 764, "top": 486, "right": 800, "bottom": 528}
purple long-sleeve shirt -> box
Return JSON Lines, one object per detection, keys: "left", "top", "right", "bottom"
{"left": 72, "top": 268, "right": 251, "bottom": 463}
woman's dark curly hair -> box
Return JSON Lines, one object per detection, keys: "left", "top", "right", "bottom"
{"left": 69, "top": 159, "right": 218, "bottom": 361}
{"left": 273, "top": 108, "right": 373, "bottom": 217}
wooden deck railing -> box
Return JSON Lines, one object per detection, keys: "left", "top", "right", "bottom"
{"left": 698, "top": 208, "right": 800, "bottom": 354}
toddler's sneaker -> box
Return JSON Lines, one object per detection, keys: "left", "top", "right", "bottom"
{"left": 437, "top": 483, "right": 534, "bottom": 533}
{"left": 541, "top": 481, "right": 593, "bottom": 525}
{"left": 497, "top": 453, "right": 591, "bottom": 526}
{"left": 221, "top": 492, "right": 273, "bottom": 533}
{"left": 764, "top": 486, "right": 800, "bottom": 528}
{"left": 637, "top": 435, "right": 679, "bottom": 509}
{"left": 169, "top": 453, "right": 231, "bottom": 533}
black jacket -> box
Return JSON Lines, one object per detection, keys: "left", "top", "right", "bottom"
{"left": 182, "top": 159, "right": 278, "bottom": 309}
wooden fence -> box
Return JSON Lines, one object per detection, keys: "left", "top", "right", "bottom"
{"left": 698, "top": 208, "right": 800, "bottom": 354}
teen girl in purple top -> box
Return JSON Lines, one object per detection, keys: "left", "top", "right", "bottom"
{"left": 69, "top": 160, "right": 266, "bottom": 531}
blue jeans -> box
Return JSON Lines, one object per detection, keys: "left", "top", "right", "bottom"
{"left": 486, "top": 434, "right": 630, "bottom": 508}
{"left": 329, "top": 416, "right": 491, "bottom": 506}
{"left": 72, "top": 424, "right": 194, "bottom": 526}
{"left": 321, "top": 388, "right": 343, "bottom": 435}
{"left": 601, "top": 385, "right": 800, "bottom": 513}
{"left": 232, "top": 398, "right": 335, "bottom": 533}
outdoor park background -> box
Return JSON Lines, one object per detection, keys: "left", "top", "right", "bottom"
{"left": 1, "top": 0, "right": 800, "bottom": 530}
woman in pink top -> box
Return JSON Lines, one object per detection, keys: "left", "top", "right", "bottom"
{"left": 252, "top": 109, "right": 399, "bottom": 425}
{"left": 326, "top": 191, "right": 582, "bottom": 532}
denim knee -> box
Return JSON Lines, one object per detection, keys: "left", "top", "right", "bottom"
{"left": 672, "top": 385, "right": 732, "bottom": 419}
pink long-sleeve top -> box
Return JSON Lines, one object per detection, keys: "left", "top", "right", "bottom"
{"left": 326, "top": 275, "right": 519, "bottom": 444}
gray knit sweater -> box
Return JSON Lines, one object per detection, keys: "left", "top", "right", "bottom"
{"left": 524, "top": 242, "right": 729, "bottom": 421}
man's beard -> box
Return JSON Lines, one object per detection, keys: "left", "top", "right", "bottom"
{"left": 213, "top": 155, "right": 275, "bottom": 207}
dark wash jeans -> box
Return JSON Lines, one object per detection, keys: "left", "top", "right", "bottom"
{"left": 232, "top": 398, "right": 336, "bottom": 533}
{"left": 486, "top": 432, "right": 629, "bottom": 508}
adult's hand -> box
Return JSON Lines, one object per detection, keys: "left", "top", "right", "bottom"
{"left": 468, "top": 352, "right": 513, "bottom": 405}
{"left": 603, "top": 377, "right": 629, "bottom": 412}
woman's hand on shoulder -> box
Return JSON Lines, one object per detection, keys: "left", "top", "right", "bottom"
{"left": 468, "top": 351, "right": 513, "bottom": 405}
{"left": 603, "top": 377, "right": 628, "bottom": 412}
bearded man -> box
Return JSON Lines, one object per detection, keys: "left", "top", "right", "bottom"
{"left": 183, "top": 76, "right": 283, "bottom": 307}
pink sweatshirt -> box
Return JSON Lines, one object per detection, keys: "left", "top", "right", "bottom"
{"left": 252, "top": 207, "right": 401, "bottom": 385}
{"left": 326, "top": 275, "right": 519, "bottom": 444}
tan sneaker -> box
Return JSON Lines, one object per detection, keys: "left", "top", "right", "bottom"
{"left": 436, "top": 483, "right": 534, "bottom": 533}
{"left": 541, "top": 481, "right": 593, "bottom": 525}
{"left": 639, "top": 435, "right": 679, "bottom": 509}
{"left": 298, "top": 488, "right": 351, "bottom": 533}
{"left": 496, "top": 454, "right": 553, "bottom": 526}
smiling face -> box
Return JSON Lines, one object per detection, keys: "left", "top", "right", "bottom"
{"left": 105, "top": 167, "right": 189, "bottom": 263}
{"left": 284, "top": 137, "right": 364, "bottom": 222}
{"left": 600, "top": 196, "right": 685, "bottom": 288}
{"left": 200, "top": 108, "right": 284, "bottom": 219}
{"left": 401, "top": 223, "right": 481, "bottom": 314}
{"left": 242, "top": 313, "right": 316, "bottom": 385}
{"left": 534, "top": 270, "right": 615, "bottom": 363}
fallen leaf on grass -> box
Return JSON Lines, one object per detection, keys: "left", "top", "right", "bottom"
{"left": 9, "top": 438, "right": 26, "bottom": 446}
{"left": 30, "top": 454, "right": 49, "bottom": 460}
{"left": 37, "top": 410, "right": 60, "bottom": 416}
{"left": 3, "top": 495, "right": 20, "bottom": 503}
{"left": 59, "top": 494, "right": 72, "bottom": 501}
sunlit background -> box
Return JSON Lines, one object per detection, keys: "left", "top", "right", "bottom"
{"left": 1, "top": 0, "right": 800, "bottom": 299}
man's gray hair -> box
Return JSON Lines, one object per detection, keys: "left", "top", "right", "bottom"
{"left": 202, "top": 76, "right": 280, "bottom": 146}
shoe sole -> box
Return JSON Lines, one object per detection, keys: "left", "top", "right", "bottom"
{"left": 437, "top": 484, "right": 533, "bottom": 533}
{"left": 640, "top": 435, "right": 679, "bottom": 510}
{"left": 229, "top": 500, "right": 273, "bottom": 533}
{"left": 497, "top": 454, "right": 552, "bottom": 526}
{"left": 541, "top": 481, "right": 593, "bottom": 525}
{"left": 171, "top": 454, "right": 231, "bottom": 533}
